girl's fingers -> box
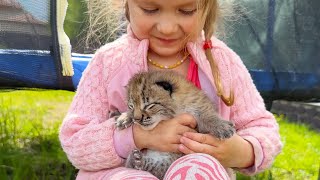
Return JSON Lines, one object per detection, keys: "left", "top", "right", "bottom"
{"left": 183, "top": 132, "right": 219, "bottom": 146}
{"left": 176, "top": 113, "right": 197, "bottom": 129}
{"left": 180, "top": 136, "right": 214, "bottom": 154}
{"left": 177, "top": 126, "right": 197, "bottom": 135}
{"left": 171, "top": 135, "right": 182, "bottom": 144}
{"left": 178, "top": 144, "right": 195, "bottom": 154}
{"left": 170, "top": 144, "right": 182, "bottom": 153}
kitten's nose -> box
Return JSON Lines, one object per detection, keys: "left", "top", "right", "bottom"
{"left": 133, "top": 118, "right": 141, "bottom": 123}
{"left": 133, "top": 112, "right": 142, "bottom": 123}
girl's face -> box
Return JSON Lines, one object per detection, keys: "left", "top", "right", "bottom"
{"left": 127, "top": 0, "right": 200, "bottom": 57}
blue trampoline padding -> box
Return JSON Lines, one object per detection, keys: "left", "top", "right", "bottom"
{"left": 0, "top": 49, "right": 58, "bottom": 87}
{"left": 249, "top": 70, "right": 319, "bottom": 93}
{"left": 71, "top": 53, "right": 320, "bottom": 93}
{"left": 71, "top": 53, "right": 93, "bottom": 88}
{"left": 0, "top": 49, "right": 318, "bottom": 96}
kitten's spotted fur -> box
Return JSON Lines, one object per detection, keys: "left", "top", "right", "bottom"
{"left": 115, "top": 71, "right": 235, "bottom": 179}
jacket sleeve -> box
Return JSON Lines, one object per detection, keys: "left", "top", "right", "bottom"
{"left": 59, "top": 47, "right": 125, "bottom": 171}
{"left": 217, "top": 47, "right": 283, "bottom": 175}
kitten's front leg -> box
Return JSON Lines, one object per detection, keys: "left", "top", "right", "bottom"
{"left": 210, "top": 119, "right": 235, "bottom": 139}
{"left": 197, "top": 115, "right": 235, "bottom": 139}
{"left": 115, "top": 112, "right": 133, "bottom": 130}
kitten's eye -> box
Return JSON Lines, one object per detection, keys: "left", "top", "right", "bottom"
{"left": 128, "top": 103, "right": 134, "bottom": 110}
{"left": 145, "top": 104, "right": 155, "bottom": 111}
{"left": 141, "top": 7, "right": 158, "bottom": 14}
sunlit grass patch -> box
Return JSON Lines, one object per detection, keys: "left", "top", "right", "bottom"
{"left": 0, "top": 89, "right": 76, "bottom": 179}
{"left": 271, "top": 115, "right": 320, "bottom": 179}
{"left": 238, "top": 115, "right": 320, "bottom": 180}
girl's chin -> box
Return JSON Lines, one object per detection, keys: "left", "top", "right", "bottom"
{"left": 149, "top": 46, "right": 185, "bottom": 57}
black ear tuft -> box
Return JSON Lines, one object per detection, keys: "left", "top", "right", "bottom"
{"left": 156, "top": 81, "right": 173, "bottom": 96}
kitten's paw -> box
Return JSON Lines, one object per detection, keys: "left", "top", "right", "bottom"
{"left": 115, "top": 112, "right": 133, "bottom": 130}
{"left": 126, "top": 149, "right": 144, "bottom": 170}
{"left": 213, "top": 121, "right": 235, "bottom": 139}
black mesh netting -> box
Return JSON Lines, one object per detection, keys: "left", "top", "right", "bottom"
{"left": 0, "top": 0, "right": 52, "bottom": 50}
{"left": 225, "top": 0, "right": 320, "bottom": 101}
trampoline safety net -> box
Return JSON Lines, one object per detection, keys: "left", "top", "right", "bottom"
{"left": 0, "top": 0, "right": 73, "bottom": 90}
{"left": 224, "top": 0, "right": 320, "bottom": 102}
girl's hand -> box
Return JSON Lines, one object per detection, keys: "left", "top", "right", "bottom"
{"left": 179, "top": 132, "right": 255, "bottom": 168}
{"left": 133, "top": 114, "right": 197, "bottom": 153}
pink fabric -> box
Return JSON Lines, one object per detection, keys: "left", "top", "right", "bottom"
{"left": 59, "top": 25, "right": 282, "bottom": 179}
{"left": 76, "top": 167, "right": 157, "bottom": 180}
{"left": 113, "top": 125, "right": 137, "bottom": 158}
{"left": 187, "top": 56, "right": 201, "bottom": 89}
{"left": 76, "top": 153, "right": 229, "bottom": 180}
{"left": 164, "top": 154, "right": 229, "bottom": 180}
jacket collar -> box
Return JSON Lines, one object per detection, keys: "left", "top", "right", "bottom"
{"left": 126, "top": 25, "right": 216, "bottom": 91}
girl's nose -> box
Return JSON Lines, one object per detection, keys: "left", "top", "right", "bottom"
{"left": 156, "top": 18, "right": 178, "bottom": 35}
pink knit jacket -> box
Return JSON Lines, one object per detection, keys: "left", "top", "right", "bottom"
{"left": 59, "top": 27, "right": 282, "bottom": 178}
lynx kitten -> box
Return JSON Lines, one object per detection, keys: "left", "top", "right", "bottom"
{"left": 115, "top": 71, "right": 235, "bottom": 179}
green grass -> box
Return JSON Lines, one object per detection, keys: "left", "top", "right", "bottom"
{"left": 271, "top": 115, "right": 320, "bottom": 179}
{"left": 0, "top": 89, "right": 319, "bottom": 179}
{"left": 237, "top": 115, "right": 320, "bottom": 180}
{"left": 0, "top": 89, "right": 76, "bottom": 179}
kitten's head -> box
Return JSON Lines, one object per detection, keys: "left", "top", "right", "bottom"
{"left": 126, "top": 71, "right": 180, "bottom": 130}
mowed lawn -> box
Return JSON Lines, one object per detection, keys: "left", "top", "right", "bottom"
{"left": 0, "top": 89, "right": 319, "bottom": 179}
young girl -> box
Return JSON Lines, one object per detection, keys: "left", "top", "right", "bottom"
{"left": 59, "top": 0, "right": 282, "bottom": 179}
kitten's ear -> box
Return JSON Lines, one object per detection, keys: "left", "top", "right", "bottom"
{"left": 156, "top": 81, "right": 173, "bottom": 96}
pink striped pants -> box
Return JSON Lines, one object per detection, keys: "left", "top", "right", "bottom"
{"left": 77, "top": 153, "right": 230, "bottom": 180}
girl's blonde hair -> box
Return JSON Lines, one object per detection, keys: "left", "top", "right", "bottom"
{"left": 81, "top": 0, "right": 126, "bottom": 51}
{"left": 198, "top": 0, "right": 235, "bottom": 106}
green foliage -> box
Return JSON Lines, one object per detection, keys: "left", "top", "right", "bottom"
{"left": 0, "top": 89, "right": 319, "bottom": 179}
{"left": 64, "top": 0, "right": 87, "bottom": 46}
